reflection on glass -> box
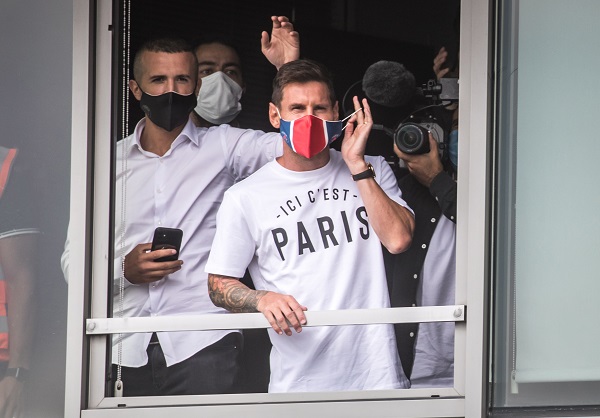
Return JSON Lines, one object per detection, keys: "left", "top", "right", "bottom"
{"left": 0, "top": 148, "right": 39, "bottom": 417}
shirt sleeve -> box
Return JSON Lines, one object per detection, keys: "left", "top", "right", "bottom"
{"left": 429, "top": 171, "right": 457, "bottom": 223}
{"left": 205, "top": 189, "right": 256, "bottom": 279}
{"left": 220, "top": 125, "right": 283, "bottom": 181}
{"left": 370, "top": 155, "right": 414, "bottom": 216}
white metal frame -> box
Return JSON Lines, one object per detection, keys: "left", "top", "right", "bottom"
{"left": 459, "top": 0, "right": 492, "bottom": 417}
{"left": 66, "top": 0, "right": 494, "bottom": 416}
{"left": 65, "top": 1, "right": 94, "bottom": 417}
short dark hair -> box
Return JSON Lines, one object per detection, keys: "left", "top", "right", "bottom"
{"left": 133, "top": 38, "right": 196, "bottom": 82}
{"left": 271, "top": 59, "right": 336, "bottom": 107}
{"left": 193, "top": 34, "right": 242, "bottom": 64}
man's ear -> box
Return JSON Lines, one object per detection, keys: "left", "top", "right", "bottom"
{"left": 129, "top": 79, "right": 142, "bottom": 101}
{"left": 269, "top": 102, "right": 280, "bottom": 129}
{"left": 333, "top": 101, "right": 339, "bottom": 120}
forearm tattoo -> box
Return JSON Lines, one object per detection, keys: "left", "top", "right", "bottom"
{"left": 208, "top": 274, "right": 268, "bottom": 313}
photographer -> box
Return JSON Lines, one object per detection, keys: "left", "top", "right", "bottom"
{"left": 340, "top": 55, "right": 458, "bottom": 386}
{"left": 386, "top": 130, "right": 456, "bottom": 388}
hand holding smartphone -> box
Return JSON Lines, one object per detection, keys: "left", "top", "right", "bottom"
{"left": 151, "top": 227, "right": 183, "bottom": 262}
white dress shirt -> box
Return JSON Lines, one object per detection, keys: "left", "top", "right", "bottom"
{"left": 411, "top": 214, "right": 456, "bottom": 387}
{"left": 113, "top": 117, "right": 281, "bottom": 367}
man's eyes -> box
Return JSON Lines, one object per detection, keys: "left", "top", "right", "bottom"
{"left": 198, "top": 68, "right": 215, "bottom": 76}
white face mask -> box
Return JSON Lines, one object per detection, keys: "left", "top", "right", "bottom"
{"left": 194, "top": 71, "right": 243, "bottom": 125}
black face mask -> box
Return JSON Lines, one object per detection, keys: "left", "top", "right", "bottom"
{"left": 139, "top": 90, "right": 197, "bottom": 131}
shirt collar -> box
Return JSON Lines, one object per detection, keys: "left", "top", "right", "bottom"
{"left": 128, "top": 116, "right": 199, "bottom": 154}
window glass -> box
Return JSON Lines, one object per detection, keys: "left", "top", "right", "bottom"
{"left": 0, "top": 0, "right": 72, "bottom": 416}
{"left": 493, "top": 0, "right": 600, "bottom": 408}
{"left": 108, "top": 0, "right": 461, "bottom": 399}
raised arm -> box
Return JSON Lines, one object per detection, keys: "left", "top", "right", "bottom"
{"left": 341, "top": 97, "right": 415, "bottom": 254}
{"left": 261, "top": 15, "right": 300, "bottom": 70}
{"left": 395, "top": 134, "right": 457, "bottom": 223}
{"left": 208, "top": 273, "right": 307, "bottom": 336}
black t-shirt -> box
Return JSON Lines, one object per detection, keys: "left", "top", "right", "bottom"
{"left": 0, "top": 147, "right": 39, "bottom": 237}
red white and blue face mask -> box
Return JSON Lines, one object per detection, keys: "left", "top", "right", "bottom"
{"left": 276, "top": 108, "right": 361, "bottom": 159}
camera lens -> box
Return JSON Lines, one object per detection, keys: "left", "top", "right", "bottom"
{"left": 394, "top": 123, "right": 431, "bottom": 155}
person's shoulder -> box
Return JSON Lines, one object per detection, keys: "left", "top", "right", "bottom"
{"left": 229, "top": 160, "right": 275, "bottom": 191}
{"left": 200, "top": 123, "right": 266, "bottom": 142}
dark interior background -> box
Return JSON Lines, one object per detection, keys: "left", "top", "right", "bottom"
{"left": 114, "top": 0, "right": 461, "bottom": 394}
{"left": 119, "top": 0, "right": 460, "bottom": 150}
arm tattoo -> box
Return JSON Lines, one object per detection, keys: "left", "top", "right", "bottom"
{"left": 208, "top": 273, "right": 268, "bottom": 313}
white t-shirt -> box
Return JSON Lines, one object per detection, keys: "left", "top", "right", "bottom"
{"left": 112, "top": 117, "right": 282, "bottom": 367}
{"left": 410, "top": 214, "right": 456, "bottom": 388}
{"left": 206, "top": 149, "right": 411, "bottom": 392}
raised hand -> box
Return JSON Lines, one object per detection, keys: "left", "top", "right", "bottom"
{"left": 261, "top": 16, "right": 300, "bottom": 70}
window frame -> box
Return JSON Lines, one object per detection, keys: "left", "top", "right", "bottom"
{"left": 66, "top": 0, "right": 493, "bottom": 416}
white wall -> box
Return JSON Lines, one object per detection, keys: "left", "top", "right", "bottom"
{"left": 514, "top": 0, "right": 600, "bottom": 383}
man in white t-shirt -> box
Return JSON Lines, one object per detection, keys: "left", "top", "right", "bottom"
{"left": 205, "top": 59, "right": 415, "bottom": 393}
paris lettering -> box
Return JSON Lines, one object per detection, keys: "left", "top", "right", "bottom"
{"left": 271, "top": 207, "right": 369, "bottom": 261}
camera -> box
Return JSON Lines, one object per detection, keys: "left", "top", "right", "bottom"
{"left": 394, "top": 114, "right": 447, "bottom": 156}
{"left": 341, "top": 59, "right": 459, "bottom": 166}
{"left": 387, "top": 78, "right": 458, "bottom": 158}
{"left": 395, "top": 123, "right": 430, "bottom": 154}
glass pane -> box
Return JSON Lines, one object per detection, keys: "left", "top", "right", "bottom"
{"left": 108, "top": 0, "right": 460, "bottom": 398}
{"left": 0, "top": 0, "right": 72, "bottom": 416}
{"left": 492, "top": 0, "right": 600, "bottom": 409}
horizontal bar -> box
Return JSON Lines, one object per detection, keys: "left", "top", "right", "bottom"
{"left": 84, "top": 398, "right": 465, "bottom": 417}
{"left": 92, "top": 387, "right": 463, "bottom": 409}
{"left": 86, "top": 305, "right": 465, "bottom": 335}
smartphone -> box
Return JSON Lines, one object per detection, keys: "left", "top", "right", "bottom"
{"left": 151, "top": 227, "right": 183, "bottom": 262}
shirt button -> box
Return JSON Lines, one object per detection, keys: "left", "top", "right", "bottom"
{"left": 451, "top": 215, "right": 455, "bottom": 220}
{"left": 421, "top": 244, "right": 427, "bottom": 249}
{"left": 431, "top": 217, "right": 436, "bottom": 223}
{"left": 412, "top": 303, "right": 416, "bottom": 307}
{"left": 413, "top": 274, "right": 418, "bottom": 279}
{"left": 409, "top": 332, "right": 415, "bottom": 338}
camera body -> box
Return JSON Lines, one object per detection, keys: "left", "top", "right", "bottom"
{"left": 393, "top": 78, "right": 458, "bottom": 158}
{"left": 394, "top": 116, "right": 446, "bottom": 156}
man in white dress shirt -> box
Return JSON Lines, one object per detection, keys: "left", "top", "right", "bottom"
{"left": 111, "top": 37, "right": 284, "bottom": 397}
{"left": 60, "top": 16, "right": 299, "bottom": 397}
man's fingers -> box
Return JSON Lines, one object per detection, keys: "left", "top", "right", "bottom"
{"left": 150, "top": 248, "right": 179, "bottom": 261}
{"left": 264, "top": 311, "right": 284, "bottom": 335}
{"left": 260, "top": 31, "right": 270, "bottom": 49}
{"left": 284, "top": 309, "right": 303, "bottom": 333}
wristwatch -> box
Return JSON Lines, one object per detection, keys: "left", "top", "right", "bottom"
{"left": 352, "top": 163, "right": 375, "bottom": 181}
{"left": 5, "top": 367, "right": 29, "bottom": 382}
